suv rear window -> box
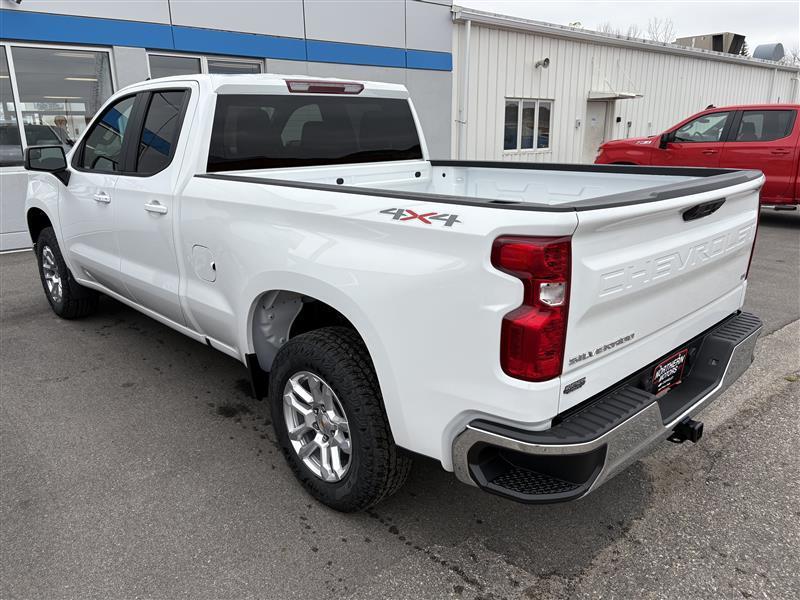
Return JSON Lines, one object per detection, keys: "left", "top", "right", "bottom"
{"left": 207, "top": 94, "right": 422, "bottom": 172}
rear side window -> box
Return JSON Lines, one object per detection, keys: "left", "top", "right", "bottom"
{"left": 136, "top": 90, "right": 189, "bottom": 175}
{"left": 734, "top": 110, "right": 796, "bottom": 142}
{"left": 207, "top": 94, "right": 422, "bottom": 172}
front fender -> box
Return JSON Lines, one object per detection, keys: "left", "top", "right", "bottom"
{"left": 24, "top": 174, "right": 61, "bottom": 243}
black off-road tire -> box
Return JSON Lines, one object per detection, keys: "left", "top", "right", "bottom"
{"left": 269, "top": 326, "right": 412, "bottom": 512}
{"left": 35, "top": 227, "right": 99, "bottom": 319}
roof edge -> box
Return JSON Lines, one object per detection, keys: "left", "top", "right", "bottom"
{"left": 451, "top": 5, "right": 800, "bottom": 73}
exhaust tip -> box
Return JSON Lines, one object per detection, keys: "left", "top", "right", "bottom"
{"left": 668, "top": 418, "right": 704, "bottom": 444}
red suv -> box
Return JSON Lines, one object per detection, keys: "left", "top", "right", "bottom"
{"left": 595, "top": 105, "right": 800, "bottom": 209}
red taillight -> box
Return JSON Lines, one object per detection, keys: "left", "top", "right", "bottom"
{"left": 491, "top": 236, "right": 571, "bottom": 382}
{"left": 285, "top": 80, "right": 364, "bottom": 94}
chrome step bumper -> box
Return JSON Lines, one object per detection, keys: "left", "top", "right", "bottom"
{"left": 451, "top": 312, "right": 763, "bottom": 504}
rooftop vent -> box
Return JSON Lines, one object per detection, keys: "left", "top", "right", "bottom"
{"left": 753, "top": 43, "right": 785, "bottom": 62}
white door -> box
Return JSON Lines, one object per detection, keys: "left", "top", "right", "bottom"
{"left": 114, "top": 87, "right": 194, "bottom": 326}
{"left": 60, "top": 94, "right": 138, "bottom": 296}
{"left": 583, "top": 101, "right": 608, "bottom": 163}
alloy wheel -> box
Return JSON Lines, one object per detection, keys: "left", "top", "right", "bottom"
{"left": 41, "top": 246, "right": 63, "bottom": 304}
{"left": 282, "top": 371, "right": 352, "bottom": 482}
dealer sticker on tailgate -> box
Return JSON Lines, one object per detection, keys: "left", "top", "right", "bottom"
{"left": 652, "top": 349, "right": 689, "bottom": 394}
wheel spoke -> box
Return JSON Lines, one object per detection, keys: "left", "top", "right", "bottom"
{"left": 288, "top": 423, "right": 312, "bottom": 441}
{"left": 289, "top": 378, "right": 314, "bottom": 405}
{"left": 330, "top": 445, "right": 344, "bottom": 476}
{"left": 297, "top": 439, "right": 318, "bottom": 459}
{"left": 333, "top": 432, "right": 351, "bottom": 454}
{"left": 329, "top": 415, "right": 349, "bottom": 434}
{"left": 284, "top": 392, "right": 312, "bottom": 417}
{"left": 308, "top": 375, "right": 325, "bottom": 404}
{"left": 318, "top": 443, "right": 335, "bottom": 481}
{"left": 321, "top": 385, "right": 335, "bottom": 411}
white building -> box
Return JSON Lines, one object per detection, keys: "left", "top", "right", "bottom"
{"left": 0, "top": 1, "right": 797, "bottom": 250}
{"left": 451, "top": 6, "right": 800, "bottom": 164}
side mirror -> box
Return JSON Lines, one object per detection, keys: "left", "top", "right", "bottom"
{"left": 25, "top": 145, "right": 70, "bottom": 185}
{"left": 659, "top": 132, "right": 672, "bottom": 150}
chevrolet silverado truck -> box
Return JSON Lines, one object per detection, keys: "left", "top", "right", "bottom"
{"left": 24, "top": 75, "right": 764, "bottom": 511}
{"left": 596, "top": 104, "right": 799, "bottom": 210}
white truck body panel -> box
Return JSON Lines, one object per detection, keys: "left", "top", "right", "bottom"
{"left": 24, "top": 74, "right": 764, "bottom": 477}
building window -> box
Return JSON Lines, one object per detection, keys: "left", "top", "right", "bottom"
{"left": 207, "top": 59, "right": 263, "bottom": 74}
{"left": 149, "top": 54, "right": 202, "bottom": 79}
{"left": 11, "top": 45, "right": 114, "bottom": 150}
{"left": 504, "top": 99, "right": 552, "bottom": 152}
{"left": 0, "top": 47, "right": 23, "bottom": 166}
{"left": 148, "top": 53, "right": 263, "bottom": 79}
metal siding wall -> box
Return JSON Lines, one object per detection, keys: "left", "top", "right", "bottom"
{"left": 405, "top": 0, "right": 453, "bottom": 53}
{"left": 0, "top": 0, "right": 171, "bottom": 23}
{"left": 169, "top": 0, "right": 306, "bottom": 38}
{"left": 112, "top": 46, "right": 150, "bottom": 89}
{"left": 304, "top": 0, "right": 406, "bottom": 48}
{"left": 456, "top": 22, "right": 799, "bottom": 163}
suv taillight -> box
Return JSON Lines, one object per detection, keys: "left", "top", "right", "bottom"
{"left": 491, "top": 236, "right": 571, "bottom": 382}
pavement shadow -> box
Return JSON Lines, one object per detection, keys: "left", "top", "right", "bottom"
{"left": 357, "top": 453, "right": 652, "bottom": 580}
{"left": 758, "top": 209, "right": 800, "bottom": 230}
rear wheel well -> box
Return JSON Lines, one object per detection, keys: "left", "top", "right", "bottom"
{"left": 27, "top": 208, "right": 52, "bottom": 244}
{"left": 251, "top": 290, "right": 359, "bottom": 373}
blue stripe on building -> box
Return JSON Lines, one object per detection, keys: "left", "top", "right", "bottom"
{"left": 0, "top": 9, "right": 452, "bottom": 71}
{"left": 0, "top": 9, "right": 174, "bottom": 49}
{"left": 306, "top": 39, "right": 406, "bottom": 69}
{"left": 406, "top": 49, "right": 453, "bottom": 71}
{"left": 172, "top": 25, "right": 307, "bottom": 61}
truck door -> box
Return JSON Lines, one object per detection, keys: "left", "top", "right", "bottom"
{"left": 60, "top": 94, "right": 139, "bottom": 297}
{"left": 112, "top": 86, "right": 194, "bottom": 326}
{"left": 656, "top": 111, "right": 732, "bottom": 168}
{"left": 720, "top": 108, "right": 799, "bottom": 204}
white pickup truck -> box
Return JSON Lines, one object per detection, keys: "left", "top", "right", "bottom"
{"left": 24, "top": 74, "right": 764, "bottom": 511}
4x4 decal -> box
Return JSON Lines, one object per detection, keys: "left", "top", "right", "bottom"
{"left": 380, "top": 208, "right": 461, "bottom": 227}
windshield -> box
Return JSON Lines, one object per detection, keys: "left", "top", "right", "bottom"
{"left": 207, "top": 94, "right": 422, "bottom": 172}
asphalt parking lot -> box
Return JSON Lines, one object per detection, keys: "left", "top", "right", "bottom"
{"left": 1, "top": 210, "right": 798, "bottom": 600}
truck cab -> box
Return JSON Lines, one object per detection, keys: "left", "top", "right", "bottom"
{"left": 596, "top": 104, "right": 800, "bottom": 209}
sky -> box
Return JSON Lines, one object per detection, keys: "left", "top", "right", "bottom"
{"left": 458, "top": 1, "right": 800, "bottom": 55}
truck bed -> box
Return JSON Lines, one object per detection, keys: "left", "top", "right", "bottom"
{"left": 198, "top": 160, "right": 762, "bottom": 212}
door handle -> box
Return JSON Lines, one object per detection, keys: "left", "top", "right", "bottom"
{"left": 93, "top": 191, "right": 111, "bottom": 203}
{"left": 771, "top": 149, "right": 791, "bottom": 155}
{"left": 701, "top": 150, "right": 718, "bottom": 155}
{"left": 144, "top": 200, "right": 168, "bottom": 215}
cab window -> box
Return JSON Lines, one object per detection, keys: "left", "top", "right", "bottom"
{"left": 673, "top": 112, "right": 730, "bottom": 143}
{"left": 79, "top": 95, "right": 137, "bottom": 172}
{"left": 734, "top": 110, "right": 796, "bottom": 142}
{"left": 135, "top": 90, "right": 189, "bottom": 175}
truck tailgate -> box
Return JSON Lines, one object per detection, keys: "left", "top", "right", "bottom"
{"left": 559, "top": 176, "right": 762, "bottom": 412}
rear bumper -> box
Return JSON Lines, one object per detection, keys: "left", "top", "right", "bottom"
{"left": 451, "top": 311, "right": 762, "bottom": 503}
